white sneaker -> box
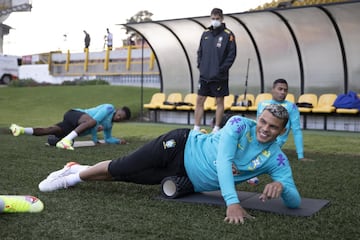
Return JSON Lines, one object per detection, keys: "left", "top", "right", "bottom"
{"left": 247, "top": 177, "right": 260, "bottom": 186}
{"left": 38, "top": 175, "right": 70, "bottom": 192}
{"left": 56, "top": 138, "right": 74, "bottom": 150}
{"left": 46, "top": 162, "right": 79, "bottom": 180}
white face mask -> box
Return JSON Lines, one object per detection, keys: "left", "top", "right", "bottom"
{"left": 211, "top": 19, "right": 221, "bottom": 28}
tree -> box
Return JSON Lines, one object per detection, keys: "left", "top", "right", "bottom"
{"left": 123, "top": 10, "right": 153, "bottom": 46}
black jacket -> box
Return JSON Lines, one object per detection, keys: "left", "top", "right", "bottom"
{"left": 197, "top": 23, "right": 237, "bottom": 82}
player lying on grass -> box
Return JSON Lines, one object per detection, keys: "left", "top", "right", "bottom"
{"left": 9, "top": 103, "right": 131, "bottom": 150}
{"left": 38, "top": 104, "right": 301, "bottom": 224}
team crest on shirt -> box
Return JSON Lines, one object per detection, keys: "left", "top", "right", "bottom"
{"left": 163, "top": 139, "right": 176, "bottom": 149}
{"left": 248, "top": 157, "right": 262, "bottom": 171}
{"left": 216, "top": 37, "right": 223, "bottom": 48}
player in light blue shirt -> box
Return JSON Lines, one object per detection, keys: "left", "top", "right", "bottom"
{"left": 257, "top": 79, "right": 308, "bottom": 161}
{"left": 39, "top": 104, "right": 301, "bottom": 224}
{"left": 9, "top": 104, "right": 131, "bottom": 150}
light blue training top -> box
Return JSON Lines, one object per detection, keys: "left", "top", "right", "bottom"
{"left": 257, "top": 100, "right": 304, "bottom": 159}
{"left": 74, "top": 103, "right": 120, "bottom": 144}
{"left": 184, "top": 115, "right": 301, "bottom": 208}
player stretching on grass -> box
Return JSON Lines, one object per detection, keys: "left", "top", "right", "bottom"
{"left": 38, "top": 104, "right": 301, "bottom": 224}
{"left": 10, "top": 103, "right": 131, "bottom": 150}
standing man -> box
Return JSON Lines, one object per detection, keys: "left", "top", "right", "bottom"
{"left": 257, "top": 78, "right": 311, "bottom": 161}
{"left": 106, "top": 28, "right": 113, "bottom": 50}
{"left": 194, "top": 8, "right": 237, "bottom": 133}
{"left": 10, "top": 104, "right": 131, "bottom": 150}
{"left": 84, "top": 30, "right": 90, "bottom": 51}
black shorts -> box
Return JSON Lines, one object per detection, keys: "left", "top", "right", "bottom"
{"left": 108, "top": 128, "right": 191, "bottom": 184}
{"left": 197, "top": 79, "right": 229, "bottom": 97}
{"left": 55, "top": 110, "right": 85, "bottom": 138}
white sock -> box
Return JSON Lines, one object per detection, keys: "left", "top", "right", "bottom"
{"left": 70, "top": 164, "right": 90, "bottom": 174}
{"left": 64, "top": 131, "right": 78, "bottom": 141}
{"left": 65, "top": 173, "right": 83, "bottom": 187}
{"left": 24, "top": 128, "right": 34, "bottom": 135}
{"left": 212, "top": 126, "right": 220, "bottom": 133}
{"left": 193, "top": 125, "right": 200, "bottom": 131}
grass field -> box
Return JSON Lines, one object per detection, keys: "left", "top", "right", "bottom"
{"left": 0, "top": 85, "right": 359, "bottom": 240}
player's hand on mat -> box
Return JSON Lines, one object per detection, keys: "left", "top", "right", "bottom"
{"left": 259, "top": 181, "right": 283, "bottom": 202}
{"left": 224, "top": 203, "right": 254, "bottom": 224}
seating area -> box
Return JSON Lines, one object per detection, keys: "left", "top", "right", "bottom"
{"left": 143, "top": 92, "right": 360, "bottom": 132}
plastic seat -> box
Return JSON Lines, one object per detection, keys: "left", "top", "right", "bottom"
{"left": 159, "top": 93, "right": 183, "bottom": 110}
{"left": 143, "top": 93, "right": 166, "bottom": 109}
{"left": 296, "top": 94, "right": 318, "bottom": 113}
{"left": 312, "top": 94, "right": 337, "bottom": 113}
{"left": 230, "top": 94, "right": 255, "bottom": 112}
{"left": 176, "top": 93, "right": 197, "bottom": 111}
{"left": 204, "top": 97, "right": 216, "bottom": 111}
{"left": 247, "top": 93, "right": 272, "bottom": 111}
{"left": 286, "top": 93, "right": 295, "bottom": 103}
{"left": 210, "top": 94, "right": 235, "bottom": 111}
{"left": 336, "top": 108, "right": 359, "bottom": 114}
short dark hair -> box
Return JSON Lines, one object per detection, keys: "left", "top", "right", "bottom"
{"left": 273, "top": 78, "right": 288, "bottom": 87}
{"left": 121, "top": 106, "right": 131, "bottom": 120}
{"left": 211, "top": 8, "right": 223, "bottom": 17}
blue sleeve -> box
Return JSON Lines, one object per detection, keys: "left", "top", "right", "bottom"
{"left": 289, "top": 104, "right": 304, "bottom": 159}
{"left": 103, "top": 127, "right": 120, "bottom": 144}
{"left": 216, "top": 116, "right": 248, "bottom": 206}
{"left": 268, "top": 152, "right": 301, "bottom": 208}
{"left": 90, "top": 127, "right": 98, "bottom": 143}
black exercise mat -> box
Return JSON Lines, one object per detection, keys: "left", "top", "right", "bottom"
{"left": 159, "top": 191, "right": 330, "bottom": 217}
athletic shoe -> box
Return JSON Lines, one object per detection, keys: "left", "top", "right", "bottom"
{"left": 38, "top": 174, "right": 71, "bottom": 192}
{"left": 9, "top": 124, "right": 24, "bottom": 136}
{"left": 46, "top": 162, "right": 80, "bottom": 180}
{"left": 0, "top": 195, "right": 44, "bottom": 213}
{"left": 56, "top": 138, "right": 74, "bottom": 150}
{"left": 200, "top": 129, "right": 208, "bottom": 134}
{"left": 247, "top": 177, "right": 260, "bottom": 186}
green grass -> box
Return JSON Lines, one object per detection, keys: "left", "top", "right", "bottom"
{"left": 0, "top": 86, "right": 359, "bottom": 240}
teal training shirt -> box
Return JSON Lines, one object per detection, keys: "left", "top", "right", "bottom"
{"left": 74, "top": 104, "right": 119, "bottom": 144}
{"left": 257, "top": 100, "right": 304, "bottom": 159}
{"left": 184, "top": 115, "right": 301, "bottom": 208}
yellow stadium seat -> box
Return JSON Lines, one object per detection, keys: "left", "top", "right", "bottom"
{"left": 176, "top": 93, "right": 197, "bottom": 111}
{"left": 286, "top": 93, "right": 295, "bottom": 103}
{"left": 336, "top": 108, "right": 359, "bottom": 114}
{"left": 296, "top": 94, "right": 318, "bottom": 113}
{"left": 224, "top": 94, "right": 235, "bottom": 111}
{"left": 204, "top": 97, "right": 216, "bottom": 111}
{"left": 247, "top": 93, "right": 272, "bottom": 111}
{"left": 159, "top": 93, "right": 183, "bottom": 110}
{"left": 143, "top": 93, "right": 166, "bottom": 109}
{"left": 312, "top": 94, "right": 337, "bottom": 113}
{"left": 230, "top": 94, "right": 255, "bottom": 112}
{"left": 211, "top": 94, "right": 235, "bottom": 111}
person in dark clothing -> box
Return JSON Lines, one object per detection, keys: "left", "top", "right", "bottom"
{"left": 84, "top": 30, "right": 90, "bottom": 51}
{"left": 194, "top": 8, "right": 237, "bottom": 133}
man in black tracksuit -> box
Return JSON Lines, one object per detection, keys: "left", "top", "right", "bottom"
{"left": 194, "top": 8, "right": 237, "bottom": 133}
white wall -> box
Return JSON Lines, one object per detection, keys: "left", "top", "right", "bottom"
{"left": 19, "top": 64, "right": 76, "bottom": 84}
